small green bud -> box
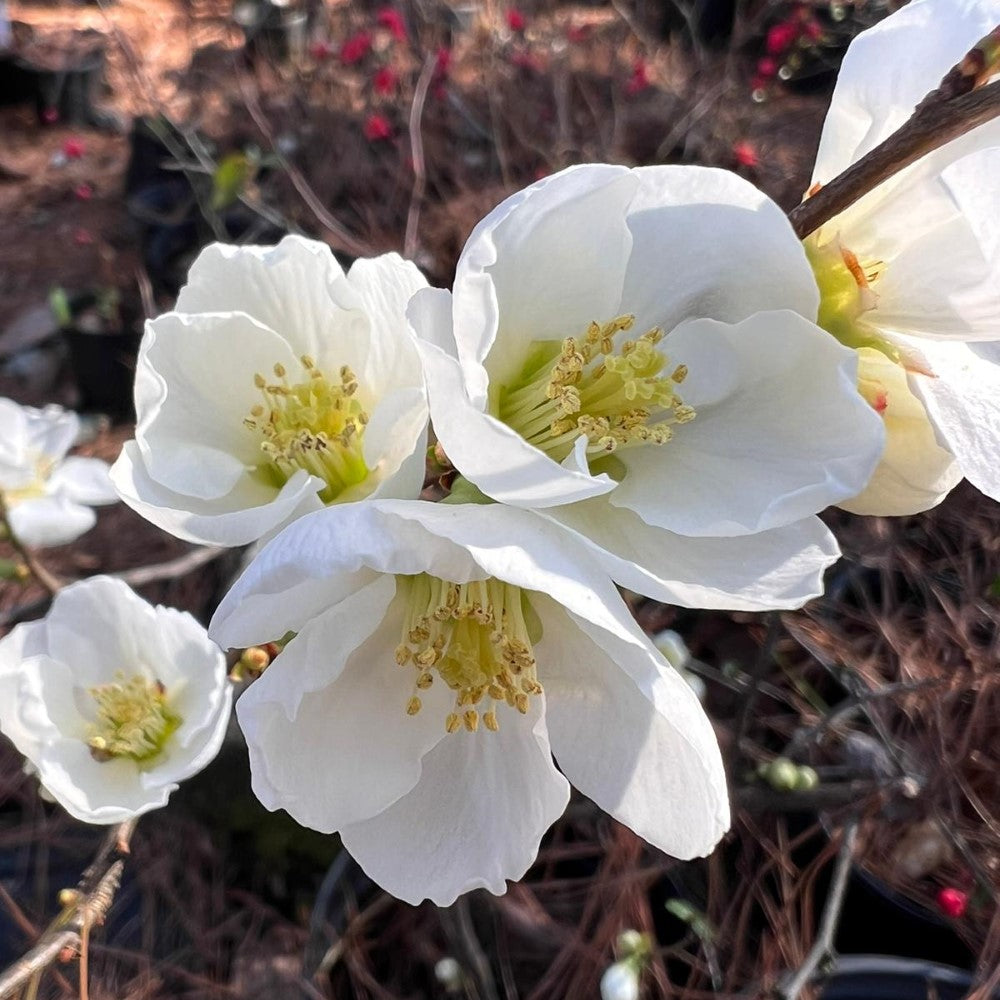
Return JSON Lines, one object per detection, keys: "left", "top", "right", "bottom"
{"left": 794, "top": 765, "right": 820, "bottom": 791}
{"left": 764, "top": 757, "right": 799, "bottom": 792}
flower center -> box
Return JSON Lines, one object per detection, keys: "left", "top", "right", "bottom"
{"left": 495, "top": 315, "right": 694, "bottom": 464}
{"left": 244, "top": 357, "right": 370, "bottom": 504}
{"left": 3, "top": 455, "right": 54, "bottom": 505}
{"left": 394, "top": 574, "right": 543, "bottom": 734}
{"left": 805, "top": 235, "right": 902, "bottom": 360}
{"left": 87, "top": 673, "right": 181, "bottom": 764}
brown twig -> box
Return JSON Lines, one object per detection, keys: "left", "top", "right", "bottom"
{"left": 0, "top": 821, "right": 136, "bottom": 1000}
{"left": 404, "top": 54, "right": 437, "bottom": 261}
{"left": 0, "top": 545, "right": 226, "bottom": 629}
{"left": 789, "top": 67, "right": 1000, "bottom": 240}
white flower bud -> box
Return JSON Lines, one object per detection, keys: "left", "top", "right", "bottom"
{"left": 601, "top": 960, "right": 640, "bottom": 1000}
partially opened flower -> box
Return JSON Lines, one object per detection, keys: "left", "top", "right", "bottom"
{"left": 111, "top": 237, "right": 429, "bottom": 546}
{"left": 210, "top": 499, "right": 730, "bottom": 906}
{"left": 805, "top": 0, "right": 1000, "bottom": 514}
{"left": 411, "top": 164, "right": 884, "bottom": 611}
{"left": 0, "top": 398, "right": 117, "bottom": 547}
{"left": 0, "top": 576, "right": 231, "bottom": 823}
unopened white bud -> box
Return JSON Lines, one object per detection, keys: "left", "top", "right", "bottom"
{"left": 434, "top": 957, "right": 462, "bottom": 990}
{"left": 601, "top": 960, "right": 640, "bottom": 1000}
{"left": 653, "top": 629, "right": 689, "bottom": 671}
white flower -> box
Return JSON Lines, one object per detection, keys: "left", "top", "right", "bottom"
{"left": 0, "top": 576, "right": 231, "bottom": 823}
{"left": 111, "top": 236, "right": 430, "bottom": 547}
{"left": 0, "top": 398, "right": 117, "bottom": 548}
{"left": 409, "top": 164, "right": 884, "bottom": 611}
{"left": 601, "top": 961, "right": 640, "bottom": 1000}
{"left": 210, "top": 499, "right": 730, "bottom": 906}
{"left": 806, "top": 0, "right": 1000, "bottom": 514}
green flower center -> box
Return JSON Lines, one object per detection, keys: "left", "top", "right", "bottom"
{"left": 806, "top": 236, "right": 900, "bottom": 364}
{"left": 87, "top": 673, "right": 182, "bottom": 764}
{"left": 3, "top": 455, "right": 54, "bottom": 505}
{"left": 244, "top": 357, "right": 370, "bottom": 504}
{"left": 495, "top": 314, "right": 694, "bottom": 465}
{"left": 395, "top": 575, "right": 543, "bottom": 734}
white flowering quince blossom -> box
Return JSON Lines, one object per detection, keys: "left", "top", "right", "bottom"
{"left": 806, "top": 0, "right": 1000, "bottom": 515}
{"left": 111, "top": 236, "right": 430, "bottom": 546}
{"left": 410, "top": 164, "right": 884, "bottom": 611}
{"left": 210, "top": 500, "right": 730, "bottom": 906}
{"left": 0, "top": 576, "right": 231, "bottom": 823}
{"left": 0, "top": 398, "right": 117, "bottom": 548}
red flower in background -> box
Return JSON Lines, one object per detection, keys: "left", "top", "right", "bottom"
{"left": 74, "top": 183, "right": 94, "bottom": 200}
{"left": 373, "top": 66, "right": 398, "bottom": 95}
{"left": 376, "top": 7, "right": 407, "bottom": 42}
{"left": 802, "top": 17, "right": 823, "bottom": 41}
{"left": 506, "top": 8, "right": 526, "bottom": 32}
{"left": 756, "top": 56, "right": 778, "bottom": 79}
{"left": 63, "top": 138, "right": 86, "bottom": 159}
{"left": 364, "top": 113, "right": 393, "bottom": 142}
{"left": 41, "top": 107, "right": 59, "bottom": 125}
{"left": 766, "top": 21, "right": 798, "bottom": 56}
{"left": 937, "top": 888, "right": 969, "bottom": 919}
{"left": 732, "top": 141, "right": 759, "bottom": 169}
{"left": 566, "top": 22, "right": 590, "bottom": 44}
{"left": 434, "top": 46, "right": 452, "bottom": 79}
{"left": 73, "top": 228, "right": 95, "bottom": 245}
{"left": 625, "top": 59, "right": 651, "bottom": 96}
{"left": 341, "top": 31, "right": 373, "bottom": 65}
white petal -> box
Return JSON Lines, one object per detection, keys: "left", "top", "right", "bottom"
{"left": 0, "top": 620, "right": 48, "bottom": 757}
{"left": 135, "top": 311, "right": 300, "bottom": 500}
{"left": 237, "top": 579, "right": 454, "bottom": 832}
{"left": 839, "top": 348, "right": 961, "bottom": 515}
{"left": 611, "top": 312, "right": 884, "bottom": 536}
{"left": 7, "top": 496, "right": 96, "bottom": 547}
{"left": 621, "top": 166, "right": 819, "bottom": 332}
{"left": 358, "top": 386, "right": 429, "bottom": 501}
{"left": 454, "top": 164, "right": 637, "bottom": 387}
{"left": 416, "top": 335, "right": 615, "bottom": 508}
{"left": 48, "top": 457, "right": 117, "bottom": 506}
{"left": 912, "top": 339, "right": 1000, "bottom": 502}
{"left": 174, "top": 236, "right": 369, "bottom": 367}
{"left": 211, "top": 501, "right": 632, "bottom": 651}
{"left": 540, "top": 501, "right": 841, "bottom": 611}
{"left": 111, "top": 440, "right": 323, "bottom": 547}
{"left": 25, "top": 404, "right": 79, "bottom": 463}
{"left": 43, "top": 576, "right": 158, "bottom": 685}
{"left": 536, "top": 596, "right": 729, "bottom": 860}
{"left": 813, "top": 0, "right": 1000, "bottom": 180}
{"left": 340, "top": 699, "right": 569, "bottom": 906}
{"left": 346, "top": 253, "right": 429, "bottom": 393}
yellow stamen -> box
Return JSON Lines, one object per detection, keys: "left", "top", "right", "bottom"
{"left": 396, "top": 574, "right": 544, "bottom": 733}
{"left": 245, "top": 356, "right": 370, "bottom": 504}
{"left": 87, "top": 673, "right": 181, "bottom": 764}
{"left": 496, "top": 315, "right": 694, "bottom": 463}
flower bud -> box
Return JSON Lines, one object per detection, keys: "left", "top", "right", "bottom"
{"left": 601, "top": 960, "right": 640, "bottom": 1000}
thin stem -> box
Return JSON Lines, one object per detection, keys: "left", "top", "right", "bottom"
{"left": 0, "top": 493, "right": 62, "bottom": 596}
{"left": 776, "top": 820, "right": 859, "bottom": 1000}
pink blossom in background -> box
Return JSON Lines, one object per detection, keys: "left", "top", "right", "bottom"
{"left": 74, "top": 183, "right": 93, "bottom": 200}
{"left": 732, "top": 141, "right": 759, "bottom": 169}
{"left": 374, "top": 65, "right": 398, "bottom": 95}
{"left": 624, "top": 59, "right": 650, "bottom": 96}
{"left": 341, "top": 31, "right": 373, "bottom": 65}
{"left": 756, "top": 56, "right": 778, "bottom": 79}
{"left": 309, "top": 39, "right": 333, "bottom": 60}
{"left": 936, "top": 887, "right": 969, "bottom": 919}
{"left": 363, "top": 113, "right": 393, "bottom": 142}
{"left": 63, "top": 138, "right": 86, "bottom": 159}
{"left": 376, "top": 7, "right": 407, "bottom": 42}
{"left": 506, "top": 8, "right": 526, "bottom": 32}
{"left": 765, "top": 21, "right": 798, "bottom": 55}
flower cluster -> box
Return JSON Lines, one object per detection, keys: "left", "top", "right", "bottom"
{"left": 0, "top": 0, "right": 995, "bottom": 914}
